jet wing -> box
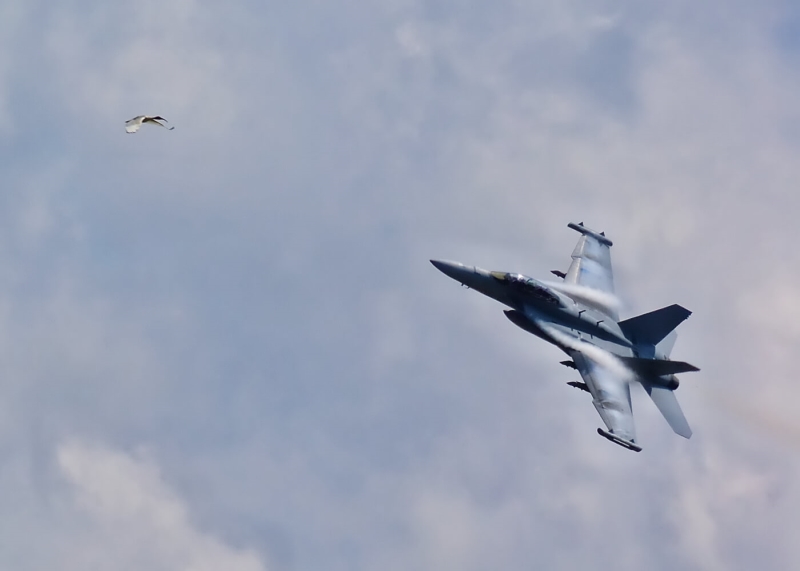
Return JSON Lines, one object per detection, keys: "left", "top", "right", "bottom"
{"left": 572, "top": 351, "right": 640, "bottom": 451}
{"left": 564, "top": 222, "right": 617, "bottom": 320}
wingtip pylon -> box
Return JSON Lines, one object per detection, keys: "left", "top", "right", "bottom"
{"left": 567, "top": 222, "right": 613, "bottom": 246}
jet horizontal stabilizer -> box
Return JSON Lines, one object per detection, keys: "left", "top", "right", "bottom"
{"left": 597, "top": 428, "right": 642, "bottom": 452}
{"left": 618, "top": 357, "right": 699, "bottom": 377}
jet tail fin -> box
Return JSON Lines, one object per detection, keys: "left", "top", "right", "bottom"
{"left": 642, "top": 383, "right": 692, "bottom": 438}
{"left": 618, "top": 304, "right": 691, "bottom": 346}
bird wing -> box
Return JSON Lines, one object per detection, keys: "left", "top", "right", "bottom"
{"left": 146, "top": 119, "right": 174, "bottom": 130}
{"left": 125, "top": 116, "right": 144, "bottom": 133}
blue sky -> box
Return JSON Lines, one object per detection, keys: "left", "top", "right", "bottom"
{"left": 2, "top": 0, "right": 800, "bottom": 569}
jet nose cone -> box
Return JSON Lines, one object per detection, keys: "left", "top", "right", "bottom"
{"left": 430, "top": 259, "right": 452, "bottom": 272}
{"left": 430, "top": 259, "right": 470, "bottom": 280}
{"left": 431, "top": 259, "right": 504, "bottom": 301}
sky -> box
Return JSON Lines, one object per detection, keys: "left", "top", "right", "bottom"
{"left": 2, "top": 0, "right": 800, "bottom": 569}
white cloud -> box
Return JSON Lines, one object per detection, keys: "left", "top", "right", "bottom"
{"left": 3, "top": 1, "right": 800, "bottom": 570}
{"left": 57, "top": 440, "right": 268, "bottom": 571}
{"left": 395, "top": 22, "right": 429, "bottom": 58}
{"left": 0, "top": 0, "right": 28, "bottom": 136}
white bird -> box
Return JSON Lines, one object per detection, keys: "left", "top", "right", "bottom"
{"left": 125, "top": 115, "right": 174, "bottom": 133}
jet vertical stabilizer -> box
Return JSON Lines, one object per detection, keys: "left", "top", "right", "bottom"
{"left": 641, "top": 383, "right": 692, "bottom": 438}
{"left": 618, "top": 304, "right": 691, "bottom": 346}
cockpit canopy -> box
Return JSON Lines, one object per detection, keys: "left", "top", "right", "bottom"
{"left": 490, "top": 272, "right": 562, "bottom": 305}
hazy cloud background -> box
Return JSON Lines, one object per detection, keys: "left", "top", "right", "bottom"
{"left": 2, "top": 0, "right": 800, "bottom": 569}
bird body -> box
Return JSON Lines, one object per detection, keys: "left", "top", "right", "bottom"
{"left": 125, "top": 115, "right": 174, "bottom": 133}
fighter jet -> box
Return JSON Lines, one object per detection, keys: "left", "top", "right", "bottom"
{"left": 431, "top": 222, "right": 698, "bottom": 452}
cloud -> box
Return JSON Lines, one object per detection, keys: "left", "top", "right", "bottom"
{"left": 3, "top": 1, "right": 800, "bottom": 571}
{"left": 0, "top": 0, "right": 28, "bottom": 137}
{"left": 57, "top": 440, "right": 268, "bottom": 571}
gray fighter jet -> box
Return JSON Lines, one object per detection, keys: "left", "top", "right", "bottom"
{"left": 431, "top": 222, "right": 698, "bottom": 452}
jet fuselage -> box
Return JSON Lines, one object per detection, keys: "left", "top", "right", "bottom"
{"left": 430, "top": 260, "right": 631, "bottom": 351}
